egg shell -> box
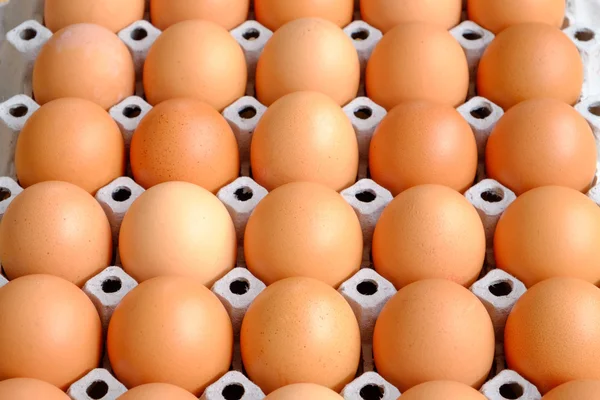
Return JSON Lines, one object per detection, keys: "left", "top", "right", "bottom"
{"left": 505, "top": 278, "right": 600, "bottom": 394}
{"left": 265, "top": 383, "right": 344, "bottom": 400}
{"left": 399, "top": 381, "right": 487, "bottom": 400}
{"left": 542, "top": 380, "right": 600, "bottom": 399}
{"left": 255, "top": 0, "right": 353, "bottom": 31}
{"left": 150, "top": 0, "right": 249, "bottom": 31}
{"left": 119, "top": 383, "right": 198, "bottom": 400}
{"left": 0, "top": 378, "right": 70, "bottom": 399}
{"left": 360, "top": 0, "right": 462, "bottom": 32}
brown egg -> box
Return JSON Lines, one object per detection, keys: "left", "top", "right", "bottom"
{"left": 130, "top": 98, "right": 239, "bottom": 192}
{"left": 241, "top": 277, "right": 361, "bottom": 393}
{"left": 255, "top": 0, "right": 353, "bottom": 31}
{"left": 44, "top": 0, "right": 145, "bottom": 32}
{"left": 399, "top": 381, "right": 487, "bottom": 400}
{"left": 360, "top": 0, "right": 462, "bottom": 32}
{"left": 505, "top": 278, "right": 600, "bottom": 393}
{"left": 33, "top": 23, "right": 135, "bottom": 110}
{"left": 367, "top": 23, "right": 469, "bottom": 110}
{"left": 542, "top": 380, "right": 600, "bottom": 399}
{"left": 486, "top": 98, "right": 596, "bottom": 195}
{"left": 372, "top": 185, "right": 485, "bottom": 289}
{"left": 265, "top": 383, "right": 344, "bottom": 400}
{"left": 369, "top": 101, "right": 477, "bottom": 195}
{"left": 119, "top": 181, "right": 236, "bottom": 286}
{"left": 15, "top": 98, "right": 125, "bottom": 194}
{"left": 244, "top": 182, "right": 362, "bottom": 287}
{"left": 251, "top": 91, "right": 358, "bottom": 191}
{"left": 494, "top": 186, "right": 600, "bottom": 287}
{"left": 107, "top": 276, "right": 233, "bottom": 396}
{"left": 373, "top": 279, "right": 495, "bottom": 391}
{"left": 118, "top": 383, "right": 197, "bottom": 400}
{"left": 143, "top": 20, "right": 247, "bottom": 110}
{"left": 0, "top": 275, "right": 102, "bottom": 389}
{"left": 150, "top": 0, "right": 249, "bottom": 31}
{"left": 0, "top": 378, "right": 70, "bottom": 399}
{"left": 478, "top": 23, "right": 583, "bottom": 110}
{"left": 0, "top": 181, "right": 112, "bottom": 286}
{"left": 256, "top": 18, "right": 360, "bottom": 106}
{"left": 468, "top": 0, "right": 565, "bottom": 34}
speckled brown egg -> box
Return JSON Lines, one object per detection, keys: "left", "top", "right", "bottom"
{"left": 256, "top": 18, "right": 360, "bottom": 106}
{"left": 244, "top": 182, "right": 362, "bottom": 287}
{"left": 486, "top": 98, "right": 596, "bottom": 195}
{"left": 44, "top": 0, "right": 145, "bottom": 32}
{"left": 118, "top": 383, "right": 197, "bottom": 400}
{"left": 241, "top": 277, "right": 361, "bottom": 394}
{"left": 0, "top": 378, "right": 71, "bottom": 399}
{"left": 366, "top": 22, "right": 469, "bottom": 110}
{"left": 119, "top": 181, "right": 236, "bottom": 286}
{"left": 15, "top": 98, "right": 125, "bottom": 194}
{"left": 0, "top": 275, "right": 102, "bottom": 389}
{"left": 361, "top": 0, "right": 462, "bottom": 32}
{"left": 0, "top": 181, "right": 112, "bottom": 287}
{"left": 543, "top": 380, "right": 600, "bottom": 399}
{"left": 494, "top": 186, "right": 600, "bottom": 287}
{"left": 130, "top": 98, "right": 239, "bottom": 192}
{"left": 399, "top": 381, "right": 487, "bottom": 400}
{"left": 468, "top": 0, "right": 565, "bottom": 34}
{"left": 373, "top": 279, "right": 495, "bottom": 392}
{"left": 33, "top": 23, "right": 135, "bottom": 110}
{"left": 255, "top": 0, "right": 353, "bottom": 31}
{"left": 108, "top": 276, "right": 233, "bottom": 396}
{"left": 369, "top": 100, "right": 477, "bottom": 195}
{"left": 372, "top": 185, "right": 485, "bottom": 289}
{"left": 143, "top": 20, "right": 247, "bottom": 110}
{"left": 505, "top": 278, "right": 600, "bottom": 394}
{"left": 150, "top": 0, "right": 249, "bottom": 31}
{"left": 251, "top": 91, "right": 358, "bottom": 191}
{"left": 478, "top": 23, "right": 583, "bottom": 110}
{"left": 265, "top": 383, "right": 344, "bottom": 400}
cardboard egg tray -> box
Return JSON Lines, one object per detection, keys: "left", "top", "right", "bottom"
{"left": 1, "top": 0, "right": 600, "bottom": 399}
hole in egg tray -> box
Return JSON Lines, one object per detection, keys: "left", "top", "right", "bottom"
{"left": 357, "top": 280, "right": 378, "bottom": 296}
{"left": 360, "top": 384, "right": 385, "bottom": 400}
{"left": 122, "top": 105, "right": 142, "bottom": 119}
{"left": 588, "top": 103, "right": 600, "bottom": 117}
{"left": 19, "top": 28, "right": 37, "bottom": 41}
{"left": 575, "top": 28, "right": 595, "bottom": 42}
{"left": 499, "top": 382, "right": 524, "bottom": 399}
{"left": 222, "top": 383, "right": 245, "bottom": 400}
{"left": 355, "top": 190, "right": 376, "bottom": 203}
{"left": 102, "top": 277, "right": 123, "bottom": 294}
{"left": 234, "top": 186, "right": 253, "bottom": 202}
{"left": 112, "top": 187, "right": 132, "bottom": 202}
{"left": 9, "top": 104, "right": 28, "bottom": 118}
{"left": 0, "top": 188, "right": 11, "bottom": 201}
{"left": 354, "top": 107, "right": 373, "bottom": 120}
{"left": 351, "top": 29, "right": 370, "bottom": 41}
{"left": 238, "top": 106, "right": 257, "bottom": 120}
{"left": 130, "top": 27, "right": 148, "bottom": 41}
{"left": 86, "top": 380, "right": 109, "bottom": 399}
{"left": 488, "top": 280, "right": 513, "bottom": 297}
{"left": 230, "top": 279, "right": 250, "bottom": 296}
{"left": 480, "top": 189, "right": 504, "bottom": 203}
{"left": 470, "top": 105, "right": 492, "bottom": 120}
{"left": 243, "top": 28, "right": 260, "bottom": 41}
{"left": 462, "top": 30, "right": 483, "bottom": 41}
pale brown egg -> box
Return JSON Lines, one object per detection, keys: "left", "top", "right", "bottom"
{"left": 0, "top": 275, "right": 102, "bottom": 389}
{"left": 505, "top": 278, "right": 600, "bottom": 393}
{"left": 150, "top": 0, "right": 249, "bottom": 31}
{"left": 44, "top": 0, "right": 145, "bottom": 32}
{"left": 360, "top": 0, "right": 462, "bottom": 32}
{"left": 241, "top": 277, "right": 361, "bottom": 394}
{"left": 478, "top": 23, "right": 583, "bottom": 110}
{"left": 251, "top": 91, "right": 358, "bottom": 191}
{"left": 130, "top": 98, "right": 239, "bottom": 192}
{"left": 118, "top": 383, "right": 197, "bottom": 400}
{"left": 494, "top": 186, "right": 600, "bottom": 287}
{"left": 366, "top": 22, "right": 469, "bottom": 110}
{"left": 372, "top": 185, "right": 485, "bottom": 289}
{"left": 119, "top": 181, "right": 236, "bottom": 286}
{"left": 108, "top": 276, "right": 233, "bottom": 396}
{"left": 143, "top": 20, "right": 247, "bottom": 110}
{"left": 244, "top": 182, "right": 362, "bottom": 287}
{"left": 486, "top": 98, "right": 596, "bottom": 195}
{"left": 369, "top": 101, "right": 477, "bottom": 195}
{"left": 15, "top": 98, "right": 125, "bottom": 194}
{"left": 33, "top": 23, "right": 135, "bottom": 110}
{"left": 542, "top": 380, "right": 600, "bottom": 399}
{"left": 399, "top": 381, "right": 487, "bottom": 400}
{"left": 256, "top": 18, "right": 360, "bottom": 106}
{"left": 265, "top": 383, "right": 344, "bottom": 400}
{"left": 468, "top": 0, "right": 565, "bottom": 34}
{"left": 0, "top": 378, "right": 70, "bottom": 399}
{"left": 0, "top": 181, "right": 112, "bottom": 287}
{"left": 255, "top": 0, "right": 353, "bottom": 31}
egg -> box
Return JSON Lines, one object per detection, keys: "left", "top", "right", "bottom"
{"left": 0, "top": 275, "right": 102, "bottom": 389}
{"left": 360, "top": 0, "right": 462, "bottom": 32}
{"left": 150, "top": 0, "right": 249, "bottom": 31}
{"left": 366, "top": 23, "right": 469, "bottom": 110}
{"left": 369, "top": 101, "right": 477, "bottom": 195}
{"left": 143, "top": 20, "right": 247, "bottom": 110}
{"left": 486, "top": 98, "right": 596, "bottom": 195}
{"left": 542, "top": 380, "right": 600, "bottom": 399}
{"left": 118, "top": 383, "right": 198, "bottom": 400}
{"left": 0, "top": 181, "right": 112, "bottom": 286}
{"left": 256, "top": 18, "right": 360, "bottom": 106}
{"left": 108, "top": 276, "right": 233, "bottom": 395}
{"left": 241, "top": 277, "right": 361, "bottom": 393}
{"left": 251, "top": 91, "right": 358, "bottom": 191}
{"left": 478, "top": 23, "right": 583, "bottom": 110}
{"left": 468, "top": 0, "right": 565, "bottom": 34}
{"left": 118, "top": 181, "right": 236, "bottom": 286}
{"left": 265, "top": 383, "right": 343, "bottom": 400}
{"left": 15, "top": 98, "right": 125, "bottom": 194}
{"left": 399, "top": 381, "right": 487, "bottom": 400}
{"left": 44, "top": 0, "right": 145, "bottom": 32}
{"left": 494, "top": 186, "right": 600, "bottom": 287}
{"left": 505, "top": 278, "right": 600, "bottom": 393}
{"left": 130, "top": 98, "right": 239, "bottom": 192}
{"left": 244, "top": 182, "right": 362, "bottom": 287}
{"left": 0, "top": 378, "right": 70, "bottom": 399}
{"left": 372, "top": 185, "right": 485, "bottom": 289}
{"left": 33, "top": 23, "right": 135, "bottom": 110}
{"left": 255, "top": 0, "right": 353, "bottom": 31}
